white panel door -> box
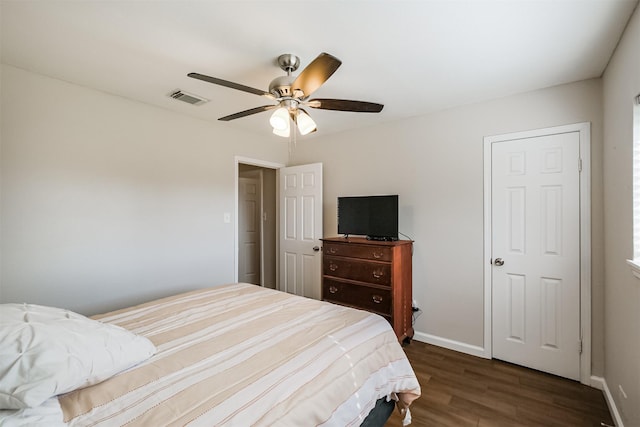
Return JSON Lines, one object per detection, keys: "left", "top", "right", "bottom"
{"left": 279, "top": 163, "right": 323, "bottom": 299}
{"left": 491, "top": 131, "right": 581, "bottom": 380}
{"left": 238, "top": 177, "right": 261, "bottom": 285}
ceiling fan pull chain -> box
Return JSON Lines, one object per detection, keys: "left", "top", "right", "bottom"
{"left": 288, "top": 126, "right": 293, "bottom": 160}
{"left": 288, "top": 120, "right": 298, "bottom": 162}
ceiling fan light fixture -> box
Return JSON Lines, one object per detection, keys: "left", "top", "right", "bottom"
{"left": 270, "top": 107, "right": 290, "bottom": 131}
{"left": 296, "top": 110, "right": 317, "bottom": 135}
{"left": 273, "top": 126, "right": 290, "bottom": 138}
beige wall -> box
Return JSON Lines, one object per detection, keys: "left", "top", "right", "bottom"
{"left": 602, "top": 4, "right": 640, "bottom": 425}
{"left": 293, "top": 78, "right": 605, "bottom": 375}
{"left": 0, "top": 65, "right": 288, "bottom": 315}
{"left": 0, "top": 29, "right": 619, "bottom": 400}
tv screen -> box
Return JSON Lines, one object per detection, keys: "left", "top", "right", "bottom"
{"left": 337, "top": 195, "right": 398, "bottom": 240}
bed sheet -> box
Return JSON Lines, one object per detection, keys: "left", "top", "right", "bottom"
{"left": 1, "top": 283, "right": 420, "bottom": 426}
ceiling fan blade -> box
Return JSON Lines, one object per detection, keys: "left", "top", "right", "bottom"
{"left": 219, "top": 105, "right": 277, "bottom": 121}
{"left": 188, "top": 72, "right": 274, "bottom": 99}
{"left": 291, "top": 53, "right": 342, "bottom": 98}
{"left": 306, "top": 98, "right": 384, "bottom": 113}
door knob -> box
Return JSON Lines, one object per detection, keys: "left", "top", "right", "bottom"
{"left": 494, "top": 258, "right": 505, "bottom": 266}
{"left": 313, "top": 246, "right": 320, "bottom": 252}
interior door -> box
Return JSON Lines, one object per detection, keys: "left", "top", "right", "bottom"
{"left": 279, "top": 163, "right": 323, "bottom": 299}
{"left": 238, "top": 176, "right": 261, "bottom": 285}
{"left": 491, "top": 131, "right": 581, "bottom": 380}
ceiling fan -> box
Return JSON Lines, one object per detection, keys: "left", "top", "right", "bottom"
{"left": 188, "top": 52, "right": 384, "bottom": 137}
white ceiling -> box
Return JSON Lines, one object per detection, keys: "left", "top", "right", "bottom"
{"left": 1, "top": 0, "right": 637, "bottom": 139}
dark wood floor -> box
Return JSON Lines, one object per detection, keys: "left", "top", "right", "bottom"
{"left": 386, "top": 341, "right": 613, "bottom": 427}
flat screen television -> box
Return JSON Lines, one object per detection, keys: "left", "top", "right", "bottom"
{"left": 337, "top": 195, "right": 399, "bottom": 241}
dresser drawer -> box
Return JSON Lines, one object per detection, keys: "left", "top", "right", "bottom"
{"left": 323, "top": 242, "right": 392, "bottom": 262}
{"left": 324, "top": 256, "right": 391, "bottom": 286}
{"left": 323, "top": 279, "right": 392, "bottom": 315}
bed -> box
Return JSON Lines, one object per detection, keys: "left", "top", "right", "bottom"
{"left": 0, "top": 283, "right": 421, "bottom": 426}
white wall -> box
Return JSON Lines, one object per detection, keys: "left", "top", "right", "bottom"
{"left": 0, "top": 65, "right": 288, "bottom": 315}
{"left": 0, "top": 53, "right": 612, "bottom": 387}
{"left": 293, "top": 78, "right": 605, "bottom": 374}
{"left": 602, "top": 4, "right": 640, "bottom": 425}
{"left": 0, "top": 3, "right": 3, "bottom": 299}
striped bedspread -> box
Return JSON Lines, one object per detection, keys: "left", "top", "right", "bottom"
{"left": 59, "top": 283, "right": 421, "bottom": 426}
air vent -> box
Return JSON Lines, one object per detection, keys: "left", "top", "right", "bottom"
{"left": 169, "top": 90, "right": 208, "bottom": 106}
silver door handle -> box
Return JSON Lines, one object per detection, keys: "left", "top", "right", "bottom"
{"left": 494, "top": 258, "right": 505, "bottom": 266}
{"left": 312, "top": 246, "right": 320, "bottom": 252}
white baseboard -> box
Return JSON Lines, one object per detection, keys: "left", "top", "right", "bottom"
{"left": 590, "top": 375, "right": 605, "bottom": 390}
{"left": 595, "top": 376, "right": 624, "bottom": 427}
{"left": 413, "top": 331, "right": 486, "bottom": 359}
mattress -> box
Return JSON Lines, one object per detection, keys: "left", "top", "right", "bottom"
{"left": 2, "top": 283, "right": 421, "bottom": 426}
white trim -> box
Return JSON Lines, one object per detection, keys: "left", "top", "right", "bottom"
{"left": 626, "top": 259, "right": 640, "bottom": 280}
{"left": 633, "top": 100, "right": 640, "bottom": 265}
{"left": 599, "top": 377, "right": 625, "bottom": 427}
{"left": 413, "top": 331, "right": 486, "bottom": 359}
{"left": 234, "top": 156, "right": 285, "bottom": 284}
{"left": 483, "top": 139, "right": 493, "bottom": 359}
{"left": 590, "top": 375, "right": 605, "bottom": 391}
{"left": 482, "top": 122, "right": 592, "bottom": 385}
{"left": 578, "top": 122, "right": 592, "bottom": 386}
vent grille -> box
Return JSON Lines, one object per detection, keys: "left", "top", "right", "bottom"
{"left": 169, "top": 90, "right": 208, "bottom": 106}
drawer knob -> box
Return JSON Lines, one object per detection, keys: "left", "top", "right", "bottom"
{"left": 327, "top": 247, "right": 337, "bottom": 254}
{"left": 372, "top": 268, "right": 384, "bottom": 279}
{"left": 372, "top": 251, "right": 383, "bottom": 259}
{"left": 329, "top": 286, "right": 338, "bottom": 294}
{"left": 372, "top": 295, "right": 383, "bottom": 304}
{"left": 329, "top": 263, "right": 339, "bottom": 272}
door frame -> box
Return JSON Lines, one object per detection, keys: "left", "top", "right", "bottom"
{"left": 234, "top": 156, "right": 285, "bottom": 284}
{"left": 482, "top": 122, "right": 591, "bottom": 385}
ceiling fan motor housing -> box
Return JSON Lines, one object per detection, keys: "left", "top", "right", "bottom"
{"left": 269, "top": 75, "right": 296, "bottom": 98}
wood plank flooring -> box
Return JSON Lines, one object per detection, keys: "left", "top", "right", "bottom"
{"left": 386, "top": 341, "right": 613, "bottom": 427}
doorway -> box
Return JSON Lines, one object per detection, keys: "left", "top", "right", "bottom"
{"left": 234, "top": 157, "right": 323, "bottom": 297}
{"left": 483, "top": 122, "right": 591, "bottom": 384}
{"left": 237, "top": 160, "right": 280, "bottom": 289}
{"left": 238, "top": 174, "right": 261, "bottom": 284}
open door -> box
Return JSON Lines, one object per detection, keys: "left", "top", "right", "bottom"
{"left": 279, "top": 163, "right": 323, "bottom": 299}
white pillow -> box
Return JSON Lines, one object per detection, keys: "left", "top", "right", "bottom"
{"left": 0, "top": 303, "right": 156, "bottom": 409}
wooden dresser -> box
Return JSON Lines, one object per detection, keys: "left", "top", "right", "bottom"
{"left": 321, "top": 237, "right": 414, "bottom": 342}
